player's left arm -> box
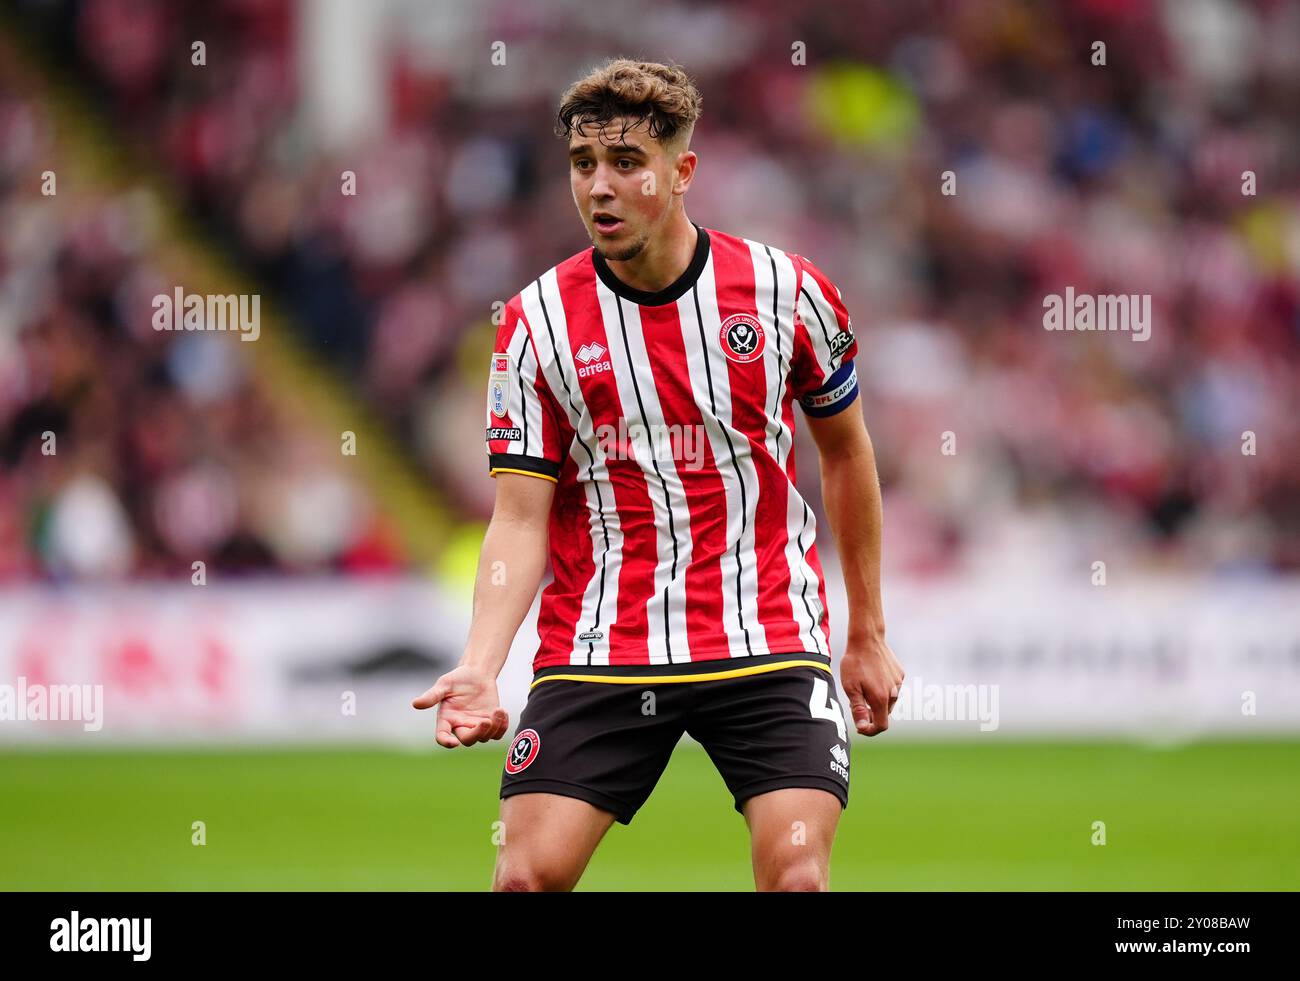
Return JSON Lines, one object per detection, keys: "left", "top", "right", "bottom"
{"left": 792, "top": 252, "right": 903, "bottom": 734}
{"left": 805, "top": 402, "right": 904, "bottom": 737}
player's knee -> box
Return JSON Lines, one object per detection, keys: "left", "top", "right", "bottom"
{"left": 492, "top": 858, "right": 574, "bottom": 892}
{"left": 492, "top": 869, "right": 545, "bottom": 892}
{"left": 762, "top": 859, "right": 828, "bottom": 892}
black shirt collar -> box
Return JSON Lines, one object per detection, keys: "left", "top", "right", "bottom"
{"left": 591, "top": 222, "right": 710, "bottom": 306}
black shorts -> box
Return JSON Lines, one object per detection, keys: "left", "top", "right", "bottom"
{"left": 499, "top": 662, "right": 851, "bottom": 825}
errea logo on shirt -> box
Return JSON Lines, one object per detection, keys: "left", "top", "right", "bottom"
{"left": 575, "top": 341, "right": 612, "bottom": 378}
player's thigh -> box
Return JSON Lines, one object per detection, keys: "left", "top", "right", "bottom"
{"left": 743, "top": 786, "right": 842, "bottom": 891}
{"left": 492, "top": 791, "right": 617, "bottom": 892}
{"left": 501, "top": 678, "right": 686, "bottom": 826}
{"left": 688, "top": 665, "right": 851, "bottom": 821}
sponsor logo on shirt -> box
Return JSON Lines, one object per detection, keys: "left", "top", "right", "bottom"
{"left": 829, "top": 324, "right": 854, "bottom": 358}
{"left": 487, "top": 427, "right": 522, "bottom": 441}
{"left": 719, "top": 313, "right": 765, "bottom": 363}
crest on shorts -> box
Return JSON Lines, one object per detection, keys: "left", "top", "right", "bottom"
{"left": 719, "top": 313, "right": 765, "bottom": 364}
{"left": 505, "top": 728, "right": 540, "bottom": 774}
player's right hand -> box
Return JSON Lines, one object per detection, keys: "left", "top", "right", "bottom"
{"left": 411, "top": 665, "right": 509, "bottom": 749}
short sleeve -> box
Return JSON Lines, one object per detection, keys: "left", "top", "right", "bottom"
{"left": 486, "top": 300, "right": 568, "bottom": 482}
{"left": 789, "top": 254, "right": 860, "bottom": 417}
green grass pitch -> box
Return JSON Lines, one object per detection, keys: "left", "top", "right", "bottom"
{"left": 1, "top": 739, "right": 1296, "bottom": 890}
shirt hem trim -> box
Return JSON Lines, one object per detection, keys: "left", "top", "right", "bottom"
{"left": 528, "top": 658, "right": 831, "bottom": 689}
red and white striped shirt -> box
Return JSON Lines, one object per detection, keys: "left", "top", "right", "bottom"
{"left": 486, "top": 223, "right": 860, "bottom": 682}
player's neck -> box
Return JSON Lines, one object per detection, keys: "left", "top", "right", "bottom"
{"left": 603, "top": 214, "right": 698, "bottom": 295}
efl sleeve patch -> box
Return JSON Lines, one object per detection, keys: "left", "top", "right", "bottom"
{"left": 485, "top": 305, "right": 573, "bottom": 480}
{"left": 799, "top": 358, "right": 859, "bottom": 417}
{"left": 488, "top": 351, "right": 511, "bottom": 420}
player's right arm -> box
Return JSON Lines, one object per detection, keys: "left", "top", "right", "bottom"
{"left": 411, "top": 472, "right": 554, "bottom": 748}
{"left": 412, "top": 297, "right": 568, "bottom": 748}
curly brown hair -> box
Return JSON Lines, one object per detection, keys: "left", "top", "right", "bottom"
{"left": 555, "top": 58, "right": 703, "bottom": 149}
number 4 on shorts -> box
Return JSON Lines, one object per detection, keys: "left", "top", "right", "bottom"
{"left": 809, "top": 676, "right": 847, "bottom": 741}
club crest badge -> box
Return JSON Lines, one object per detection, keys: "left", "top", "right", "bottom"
{"left": 505, "top": 728, "right": 540, "bottom": 774}
{"left": 719, "top": 313, "right": 765, "bottom": 364}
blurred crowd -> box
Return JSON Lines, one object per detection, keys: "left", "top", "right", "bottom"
{"left": 0, "top": 42, "right": 402, "bottom": 581}
{"left": 4, "top": 0, "right": 1299, "bottom": 581}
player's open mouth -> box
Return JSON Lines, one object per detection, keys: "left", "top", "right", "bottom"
{"left": 593, "top": 213, "right": 623, "bottom": 234}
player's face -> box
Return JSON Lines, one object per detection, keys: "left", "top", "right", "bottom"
{"left": 569, "top": 117, "right": 681, "bottom": 261}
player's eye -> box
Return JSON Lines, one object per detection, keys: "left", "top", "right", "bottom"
{"left": 616, "top": 158, "right": 636, "bottom": 169}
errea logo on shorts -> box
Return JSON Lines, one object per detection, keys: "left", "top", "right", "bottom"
{"left": 829, "top": 744, "right": 849, "bottom": 780}
{"left": 575, "top": 342, "right": 612, "bottom": 377}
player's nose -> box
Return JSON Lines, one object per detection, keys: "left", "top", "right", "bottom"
{"left": 589, "top": 166, "right": 617, "bottom": 198}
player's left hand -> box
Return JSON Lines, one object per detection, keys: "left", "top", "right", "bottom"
{"left": 840, "top": 635, "right": 904, "bottom": 737}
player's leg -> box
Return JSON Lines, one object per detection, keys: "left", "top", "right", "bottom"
{"left": 494, "top": 677, "right": 686, "bottom": 890}
{"left": 491, "top": 792, "right": 617, "bottom": 891}
{"left": 686, "top": 664, "right": 852, "bottom": 891}
{"left": 742, "top": 786, "right": 842, "bottom": 891}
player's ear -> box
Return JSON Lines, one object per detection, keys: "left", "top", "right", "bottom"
{"left": 673, "top": 149, "right": 697, "bottom": 195}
